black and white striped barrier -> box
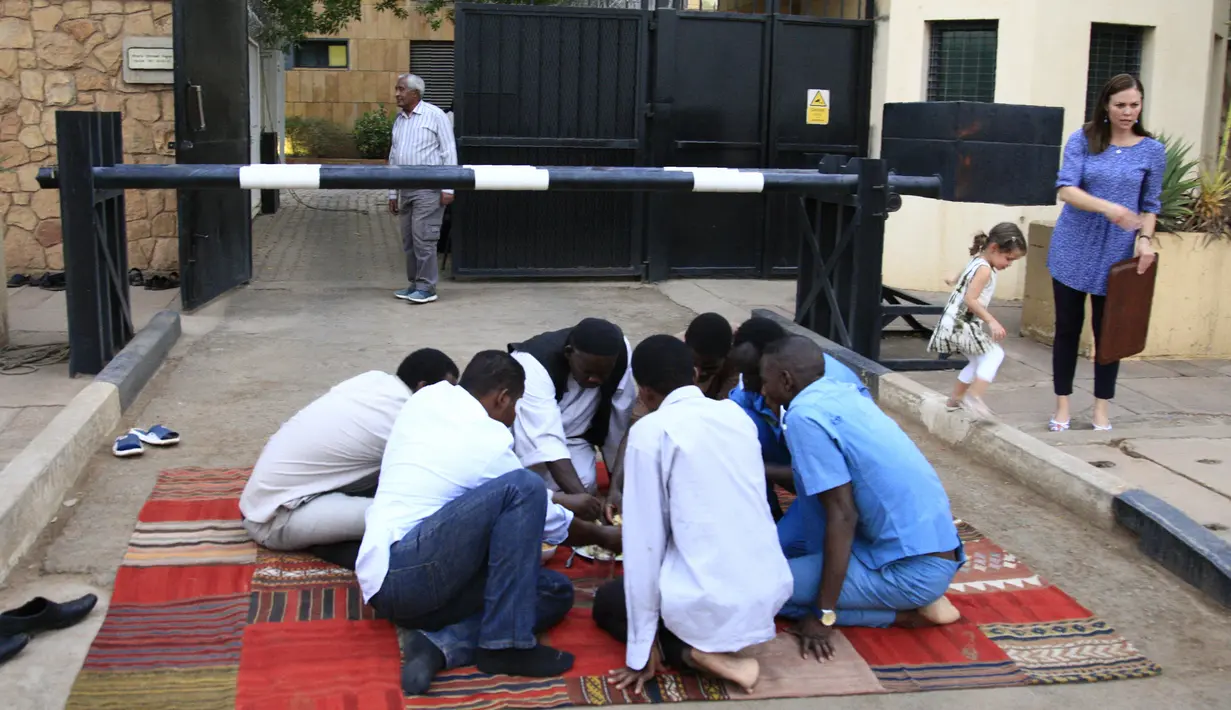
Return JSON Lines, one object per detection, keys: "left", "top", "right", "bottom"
{"left": 37, "top": 164, "right": 941, "bottom": 196}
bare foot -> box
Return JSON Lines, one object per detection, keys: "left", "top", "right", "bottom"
{"left": 918, "top": 596, "right": 961, "bottom": 625}
{"left": 894, "top": 596, "right": 962, "bottom": 628}
{"left": 688, "top": 651, "right": 760, "bottom": 694}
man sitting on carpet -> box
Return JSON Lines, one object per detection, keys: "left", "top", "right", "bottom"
{"left": 356, "top": 351, "right": 578, "bottom": 691}
{"left": 726, "top": 317, "right": 869, "bottom": 522}
{"left": 240, "top": 349, "right": 459, "bottom": 555}
{"left": 509, "top": 318, "right": 636, "bottom": 518}
{"left": 605, "top": 312, "right": 740, "bottom": 521}
{"left": 759, "top": 336, "right": 963, "bottom": 661}
{"left": 593, "top": 335, "right": 792, "bottom": 696}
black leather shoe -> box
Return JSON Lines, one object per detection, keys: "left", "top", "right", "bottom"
{"left": 0, "top": 634, "right": 29, "bottom": 665}
{"left": 0, "top": 594, "right": 98, "bottom": 637}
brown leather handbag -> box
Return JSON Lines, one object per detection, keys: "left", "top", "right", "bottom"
{"left": 1096, "top": 255, "right": 1158, "bottom": 365}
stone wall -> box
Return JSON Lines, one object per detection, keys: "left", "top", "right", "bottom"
{"left": 0, "top": 0, "right": 177, "bottom": 277}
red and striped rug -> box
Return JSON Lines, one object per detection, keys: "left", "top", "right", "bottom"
{"left": 65, "top": 467, "right": 1160, "bottom": 709}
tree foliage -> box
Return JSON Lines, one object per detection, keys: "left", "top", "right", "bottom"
{"left": 252, "top": 0, "right": 409, "bottom": 50}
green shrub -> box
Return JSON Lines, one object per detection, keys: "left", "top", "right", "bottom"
{"left": 1155, "top": 133, "right": 1199, "bottom": 234}
{"left": 353, "top": 107, "right": 396, "bottom": 159}
{"left": 284, "top": 115, "right": 357, "bottom": 159}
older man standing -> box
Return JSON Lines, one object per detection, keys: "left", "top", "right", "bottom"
{"left": 387, "top": 74, "right": 457, "bottom": 304}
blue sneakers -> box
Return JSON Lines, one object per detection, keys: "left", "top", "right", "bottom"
{"left": 397, "top": 289, "right": 438, "bottom": 304}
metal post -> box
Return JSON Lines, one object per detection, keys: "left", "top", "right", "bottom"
{"left": 55, "top": 111, "right": 132, "bottom": 376}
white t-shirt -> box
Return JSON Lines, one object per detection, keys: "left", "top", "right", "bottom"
{"left": 240, "top": 371, "right": 411, "bottom": 525}
{"left": 355, "top": 381, "right": 573, "bottom": 602}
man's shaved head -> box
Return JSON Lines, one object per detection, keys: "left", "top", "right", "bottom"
{"left": 760, "top": 335, "right": 827, "bottom": 413}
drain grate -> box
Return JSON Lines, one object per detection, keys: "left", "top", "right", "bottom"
{"left": 1090, "top": 460, "right": 1116, "bottom": 469}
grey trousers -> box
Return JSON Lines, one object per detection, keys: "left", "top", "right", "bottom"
{"left": 243, "top": 489, "right": 374, "bottom": 551}
{"left": 399, "top": 189, "right": 446, "bottom": 292}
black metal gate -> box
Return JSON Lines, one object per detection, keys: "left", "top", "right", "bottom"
{"left": 452, "top": 2, "right": 873, "bottom": 279}
{"left": 452, "top": 4, "right": 650, "bottom": 277}
{"left": 173, "top": 0, "right": 253, "bottom": 309}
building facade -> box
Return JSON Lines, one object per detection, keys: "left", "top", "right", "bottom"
{"left": 1, "top": 0, "right": 285, "bottom": 277}
{"left": 871, "top": 0, "right": 1231, "bottom": 299}
{"left": 284, "top": 1, "right": 452, "bottom": 130}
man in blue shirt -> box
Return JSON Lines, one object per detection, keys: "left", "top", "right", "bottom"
{"left": 759, "top": 335, "right": 963, "bottom": 661}
{"left": 726, "top": 318, "right": 870, "bottom": 522}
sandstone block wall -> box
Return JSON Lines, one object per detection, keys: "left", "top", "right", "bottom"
{"left": 0, "top": 0, "right": 177, "bottom": 276}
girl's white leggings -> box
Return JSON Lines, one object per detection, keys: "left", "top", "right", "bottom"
{"left": 958, "top": 343, "right": 1005, "bottom": 384}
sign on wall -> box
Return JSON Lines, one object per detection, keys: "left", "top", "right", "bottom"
{"left": 122, "top": 37, "right": 174, "bottom": 85}
{"left": 806, "top": 89, "right": 830, "bottom": 125}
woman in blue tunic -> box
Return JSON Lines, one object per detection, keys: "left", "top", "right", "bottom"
{"left": 1048, "top": 74, "right": 1161, "bottom": 432}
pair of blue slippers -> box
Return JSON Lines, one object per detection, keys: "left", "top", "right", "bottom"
{"left": 112, "top": 425, "right": 180, "bottom": 457}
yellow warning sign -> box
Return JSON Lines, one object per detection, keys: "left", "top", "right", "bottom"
{"left": 807, "top": 89, "right": 830, "bottom": 125}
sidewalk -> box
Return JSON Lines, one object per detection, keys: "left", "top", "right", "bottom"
{"left": 903, "top": 297, "right": 1231, "bottom": 546}
{"left": 662, "top": 280, "right": 1231, "bottom": 545}
{"left": 0, "top": 285, "right": 179, "bottom": 471}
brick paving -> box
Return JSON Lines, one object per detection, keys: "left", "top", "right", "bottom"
{"left": 251, "top": 190, "right": 405, "bottom": 284}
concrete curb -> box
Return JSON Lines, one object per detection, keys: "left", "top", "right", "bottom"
{"left": 0, "top": 311, "right": 181, "bottom": 584}
{"left": 754, "top": 309, "right": 1231, "bottom": 608}
{"left": 96, "top": 310, "right": 182, "bottom": 411}
{"left": 1114, "top": 490, "right": 1231, "bottom": 607}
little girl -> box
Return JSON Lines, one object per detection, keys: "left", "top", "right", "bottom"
{"left": 928, "top": 222, "right": 1028, "bottom": 418}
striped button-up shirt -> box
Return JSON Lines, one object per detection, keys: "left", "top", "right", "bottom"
{"left": 388, "top": 100, "right": 458, "bottom": 200}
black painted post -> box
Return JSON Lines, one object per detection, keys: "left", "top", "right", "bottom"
{"left": 850, "top": 157, "right": 888, "bottom": 361}
{"left": 259, "top": 131, "right": 279, "bottom": 214}
{"left": 55, "top": 110, "right": 132, "bottom": 376}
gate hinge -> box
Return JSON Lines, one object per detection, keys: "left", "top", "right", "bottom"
{"left": 648, "top": 19, "right": 657, "bottom": 31}
{"left": 645, "top": 103, "right": 655, "bottom": 119}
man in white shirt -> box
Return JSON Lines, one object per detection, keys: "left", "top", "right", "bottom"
{"left": 386, "top": 73, "right": 457, "bottom": 305}
{"left": 508, "top": 318, "right": 636, "bottom": 519}
{"left": 240, "top": 349, "right": 459, "bottom": 554}
{"left": 355, "top": 351, "right": 575, "bottom": 691}
{"left": 594, "top": 335, "right": 793, "bottom": 697}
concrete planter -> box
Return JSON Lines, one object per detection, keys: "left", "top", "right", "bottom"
{"left": 1022, "top": 221, "right": 1231, "bottom": 359}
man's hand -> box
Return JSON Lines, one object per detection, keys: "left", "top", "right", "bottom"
{"left": 607, "top": 642, "right": 662, "bottom": 697}
{"left": 789, "top": 616, "right": 835, "bottom": 662}
{"left": 596, "top": 523, "right": 622, "bottom": 554}
{"left": 440, "top": 192, "right": 455, "bottom": 206}
{"left": 388, "top": 199, "right": 399, "bottom": 215}
{"left": 553, "top": 492, "right": 603, "bottom": 521}
{"left": 604, "top": 489, "right": 622, "bottom": 524}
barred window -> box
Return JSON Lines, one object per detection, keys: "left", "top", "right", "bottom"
{"left": 1085, "top": 24, "right": 1145, "bottom": 121}
{"left": 410, "top": 41, "right": 455, "bottom": 110}
{"left": 292, "top": 40, "right": 349, "bottom": 69}
{"left": 927, "top": 21, "right": 998, "bottom": 103}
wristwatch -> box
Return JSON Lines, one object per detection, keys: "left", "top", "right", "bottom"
{"left": 817, "top": 608, "right": 837, "bottom": 627}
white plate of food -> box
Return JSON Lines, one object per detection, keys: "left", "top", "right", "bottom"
{"left": 572, "top": 544, "right": 622, "bottom": 562}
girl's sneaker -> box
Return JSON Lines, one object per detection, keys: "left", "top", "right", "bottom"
{"left": 961, "top": 395, "right": 995, "bottom": 420}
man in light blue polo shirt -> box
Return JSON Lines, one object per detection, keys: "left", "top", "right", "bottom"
{"left": 759, "top": 335, "right": 963, "bottom": 661}
{"left": 726, "top": 317, "right": 870, "bottom": 525}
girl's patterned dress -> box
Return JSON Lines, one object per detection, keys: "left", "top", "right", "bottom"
{"left": 928, "top": 256, "right": 996, "bottom": 356}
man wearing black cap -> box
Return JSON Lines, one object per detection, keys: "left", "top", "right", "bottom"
{"left": 508, "top": 318, "right": 635, "bottom": 521}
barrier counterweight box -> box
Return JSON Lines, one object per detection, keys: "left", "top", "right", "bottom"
{"left": 880, "top": 102, "right": 1065, "bottom": 207}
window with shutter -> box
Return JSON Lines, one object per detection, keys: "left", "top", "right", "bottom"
{"left": 409, "top": 41, "right": 455, "bottom": 110}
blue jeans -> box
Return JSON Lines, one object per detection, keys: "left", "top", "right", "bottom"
{"left": 779, "top": 551, "right": 963, "bottom": 628}
{"left": 423, "top": 569, "right": 574, "bottom": 669}
{"left": 368, "top": 469, "right": 547, "bottom": 652}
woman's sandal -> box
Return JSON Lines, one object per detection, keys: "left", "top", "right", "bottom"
{"left": 1092, "top": 422, "right": 1113, "bottom": 432}
{"left": 1048, "top": 419, "right": 1071, "bottom": 433}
